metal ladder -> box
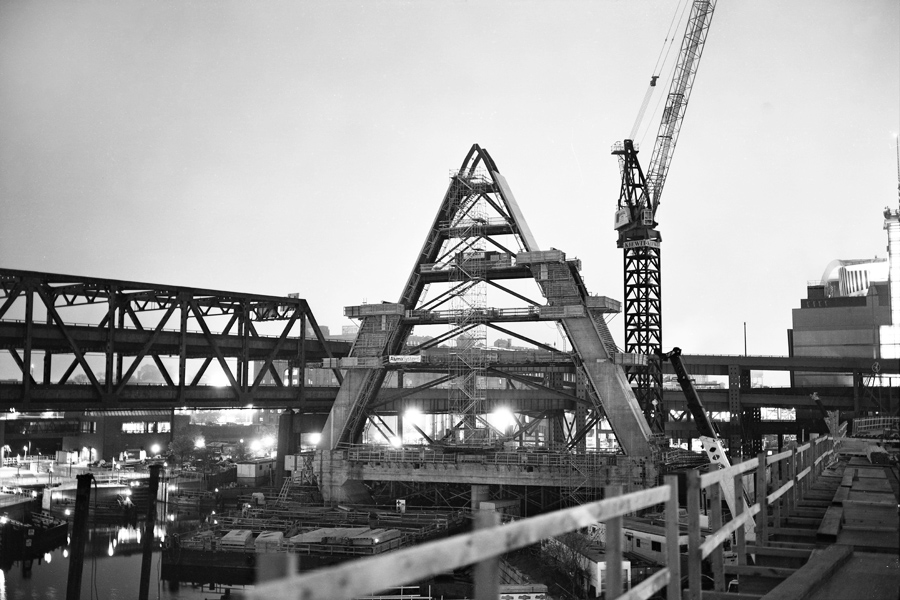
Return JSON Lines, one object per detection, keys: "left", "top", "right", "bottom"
{"left": 275, "top": 477, "right": 291, "bottom": 505}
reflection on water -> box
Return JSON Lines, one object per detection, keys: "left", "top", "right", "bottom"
{"left": 1, "top": 521, "right": 247, "bottom": 599}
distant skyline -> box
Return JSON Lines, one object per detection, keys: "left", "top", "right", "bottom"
{"left": 2, "top": 1, "right": 898, "bottom": 366}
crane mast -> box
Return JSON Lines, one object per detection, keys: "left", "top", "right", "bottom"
{"left": 612, "top": 0, "right": 717, "bottom": 433}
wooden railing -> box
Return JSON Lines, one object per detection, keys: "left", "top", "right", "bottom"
{"left": 247, "top": 436, "right": 834, "bottom": 600}
{"left": 683, "top": 435, "right": 834, "bottom": 599}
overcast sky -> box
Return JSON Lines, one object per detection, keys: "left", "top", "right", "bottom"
{"left": 1, "top": 0, "right": 898, "bottom": 361}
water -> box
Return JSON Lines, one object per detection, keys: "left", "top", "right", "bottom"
{"left": 1, "top": 523, "right": 250, "bottom": 599}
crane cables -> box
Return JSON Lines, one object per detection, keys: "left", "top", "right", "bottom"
{"left": 629, "top": 0, "right": 692, "bottom": 142}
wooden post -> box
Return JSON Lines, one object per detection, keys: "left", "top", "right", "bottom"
{"left": 66, "top": 473, "right": 93, "bottom": 600}
{"left": 686, "top": 470, "right": 702, "bottom": 600}
{"left": 755, "top": 452, "right": 768, "bottom": 546}
{"left": 772, "top": 455, "right": 781, "bottom": 530}
{"left": 710, "top": 482, "right": 724, "bottom": 591}
{"left": 139, "top": 465, "right": 161, "bottom": 600}
{"left": 791, "top": 446, "right": 799, "bottom": 510}
{"left": 664, "top": 475, "right": 682, "bottom": 600}
{"left": 785, "top": 448, "right": 794, "bottom": 517}
{"left": 473, "top": 510, "right": 500, "bottom": 600}
{"left": 606, "top": 485, "right": 623, "bottom": 599}
{"left": 733, "top": 472, "right": 746, "bottom": 566}
{"left": 810, "top": 440, "right": 818, "bottom": 484}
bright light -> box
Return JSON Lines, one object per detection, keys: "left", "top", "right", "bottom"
{"left": 0, "top": 516, "right": 7, "bottom": 524}
{"left": 150, "top": 444, "right": 160, "bottom": 455}
{"left": 308, "top": 433, "right": 321, "bottom": 446}
{"left": 209, "top": 370, "right": 229, "bottom": 387}
{"left": 490, "top": 407, "right": 516, "bottom": 431}
{"left": 403, "top": 408, "right": 422, "bottom": 421}
{"left": 250, "top": 440, "right": 261, "bottom": 451}
{"left": 262, "top": 436, "right": 275, "bottom": 448}
{"left": 64, "top": 509, "right": 71, "bottom": 516}
{"left": 63, "top": 549, "right": 69, "bottom": 558}
{"left": 389, "top": 436, "right": 402, "bottom": 448}
{"left": 44, "top": 552, "right": 51, "bottom": 563}
{"left": 194, "top": 437, "right": 205, "bottom": 449}
{"left": 107, "top": 541, "right": 114, "bottom": 556}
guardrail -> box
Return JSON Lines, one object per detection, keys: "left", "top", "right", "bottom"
{"left": 684, "top": 435, "right": 834, "bottom": 598}
{"left": 248, "top": 475, "right": 683, "bottom": 600}
{"left": 852, "top": 415, "right": 900, "bottom": 437}
{"left": 247, "top": 435, "right": 835, "bottom": 600}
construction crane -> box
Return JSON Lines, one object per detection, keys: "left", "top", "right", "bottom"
{"left": 612, "top": 0, "right": 718, "bottom": 433}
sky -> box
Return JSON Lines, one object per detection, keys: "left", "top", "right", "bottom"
{"left": 1, "top": 0, "right": 898, "bottom": 362}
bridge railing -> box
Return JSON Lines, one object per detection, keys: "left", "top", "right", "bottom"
{"left": 852, "top": 415, "right": 900, "bottom": 437}
{"left": 684, "top": 435, "right": 834, "bottom": 599}
{"left": 247, "top": 475, "right": 683, "bottom": 600}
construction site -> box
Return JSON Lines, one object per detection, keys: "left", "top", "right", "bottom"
{"left": 0, "top": 1, "right": 898, "bottom": 599}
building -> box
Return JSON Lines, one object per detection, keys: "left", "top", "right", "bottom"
{"left": 789, "top": 206, "right": 900, "bottom": 386}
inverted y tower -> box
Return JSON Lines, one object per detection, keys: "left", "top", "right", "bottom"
{"left": 317, "top": 145, "right": 653, "bottom": 500}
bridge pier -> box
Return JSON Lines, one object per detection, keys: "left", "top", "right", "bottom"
{"left": 275, "top": 410, "right": 294, "bottom": 490}
{"left": 471, "top": 484, "right": 490, "bottom": 510}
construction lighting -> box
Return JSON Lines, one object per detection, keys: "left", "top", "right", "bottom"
{"left": 403, "top": 408, "right": 422, "bottom": 421}
{"left": 194, "top": 437, "right": 205, "bottom": 449}
{"left": 389, "top": 436, "right": 402, "bottom": 448}
{"left": 150, "top": 444, "right": 160, "bottom": 455}
{"left": 490, "top": 407, "right": 516, "bottom": 430}
{"left": 308, "top": 433, "right": 322, "bottom": 446}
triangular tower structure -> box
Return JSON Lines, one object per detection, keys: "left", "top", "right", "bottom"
{"left": 318, "top": 144, "right": 655, "bottom": 501}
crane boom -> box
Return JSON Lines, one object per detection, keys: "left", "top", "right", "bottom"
{"left": 611, "top": 0, "right": 717, "bottom": 434}
{"left": 646, "top": 0, "right": 718, "bottom": 212}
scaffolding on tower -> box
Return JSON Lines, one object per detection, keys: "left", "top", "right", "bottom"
{"left": 446, "top": 168, "right": 490, "bottom": 444}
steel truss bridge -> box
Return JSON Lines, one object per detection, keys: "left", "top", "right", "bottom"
{"left": 0, "top": 269, "right": 350, "bottom": 410}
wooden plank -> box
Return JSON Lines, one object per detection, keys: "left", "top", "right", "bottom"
{"left": 745, "top": 545, "right": 812, "bottom": 559}
{"left": 759, "top": 544, "right": 853, "bottom": 600}
{"left": 700, "top": 509, "right": 757, "bottom": 560}
{"left": 701, "top": 592, "right": 762, "bottom": 600}
{"left": 687, "top": 470, "right": 704, "bottom": 600}
{"left": 852, "top": 478, "right": 893, "bottom": 494}
{"left": 816, "top": 506, "right": 843, "bottom": 542}
{"left": 245, "top": 483, "right": 673, "bottom": 600}
{"left": 842, "top": 501, "right": 898, "bottom": 528}
{"left": 619, "top": 567, "right": 669, "bottom": 600}
{"left": 831, "top": 486, "right": 850, "bottom": 506}
{"left": 840, "top": 469, "right": 856, "bottom": 487}
{"left": 724, "top": 565, "right": 797, "bottom": 578}
{"left": 700, "top": 456, "right": 759, "bottom": 489}
{"left": 781, "top": 517, "right": 820, "bottom": 527}
{"left": 764, "top": 540, "right": 817, "bottom": 550}
{"left": 768, "top": 527, "right": 817, "bottom": 538}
